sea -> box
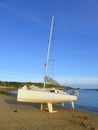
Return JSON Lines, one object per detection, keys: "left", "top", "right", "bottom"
{"left": 64, "top": 89, "right": 98, "bottom": 115}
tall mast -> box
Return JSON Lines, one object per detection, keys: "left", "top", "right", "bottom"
{"left": 44, "top": 16, "right": 54, "bottom": 88}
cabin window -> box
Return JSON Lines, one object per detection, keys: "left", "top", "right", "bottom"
{"left": 50, "top": 90, "right": 55, "bottom": 93}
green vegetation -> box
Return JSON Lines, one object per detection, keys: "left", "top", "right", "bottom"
{"left": 0, "top": 81, "right": 32, "bottom": 88}
{"left": 0, "top": 91, "right": 10, "bottom": 95}
{"left": 0, "top": 81, "right": 79, "bottom": 90}
{"left": 0, "top": 81, "right": 64, "bottom": 89}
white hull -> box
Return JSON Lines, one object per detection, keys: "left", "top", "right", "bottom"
{"left": 17, "top": 89, "right": 77, "bottom": 103}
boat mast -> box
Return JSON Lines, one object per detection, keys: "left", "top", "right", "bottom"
{"left": 44, "top": 16, "right": 54, "bottom": 88}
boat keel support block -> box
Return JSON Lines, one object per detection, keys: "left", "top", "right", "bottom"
{"left": 71, "top": 101, "right": 74, "bottom": 109}
{"left": 40, "top": 103, "right": 46, "bottom": 110}
{"left": 47, "top": 103, "right": 57, "bottom": 113}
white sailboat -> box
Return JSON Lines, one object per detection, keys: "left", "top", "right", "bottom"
{"left": 17, "top": 16, "right": 78, "bottom": 113}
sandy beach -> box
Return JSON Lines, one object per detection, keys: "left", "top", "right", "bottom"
{"left": 0, "top": 94, "right": 98, "bottom": 130}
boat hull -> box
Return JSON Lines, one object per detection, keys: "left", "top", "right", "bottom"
{"left": 17, "top": 89, "right": 77, "bottom": 103}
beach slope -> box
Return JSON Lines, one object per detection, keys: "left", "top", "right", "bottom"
{"left": 0, "top": 94, "right": 98, "bottom": 130}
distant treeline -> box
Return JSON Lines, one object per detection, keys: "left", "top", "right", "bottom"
{"left": 0, "top": 81, "right": 33, "bottom": 88}
{"left": 0, "top": 81, "right": 79, "bottom": 90}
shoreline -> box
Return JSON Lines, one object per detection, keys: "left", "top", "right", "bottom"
{"left": 1, "top": 89, "right": 98, "bottom": 115}
{"left": 75, "top": 104, "right": 98, "bottom": 115}
{"left": 62, "top": 103, "right": 98, "bottom": 115}
{"left": 0, "top": 94, "right": 98, "bottom": 130}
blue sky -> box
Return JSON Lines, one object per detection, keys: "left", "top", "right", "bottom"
{"left": 0, "top": 0, "right": 98, "bottom": 87}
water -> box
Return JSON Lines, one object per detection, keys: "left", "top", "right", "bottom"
{"left": 9, "top": 91, "right": 17, "bottom": 95}
{"left": 65, "top": 89, "right": 98, "bottom": 114}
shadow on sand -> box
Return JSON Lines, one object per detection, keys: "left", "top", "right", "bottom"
{"left": 4, "top": 98, "right": 40, "bottom": 110}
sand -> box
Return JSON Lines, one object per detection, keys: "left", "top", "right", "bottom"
{"left": 0, "top": 94, "right": 98, "bottom": 130}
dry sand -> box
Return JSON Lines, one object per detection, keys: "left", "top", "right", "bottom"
{"left": 0, "top": 94, "right": 98, "bottom": 130}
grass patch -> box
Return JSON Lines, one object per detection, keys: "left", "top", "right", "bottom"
{"left": 0, "top": 91, "right": 11, "bottom": 95}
